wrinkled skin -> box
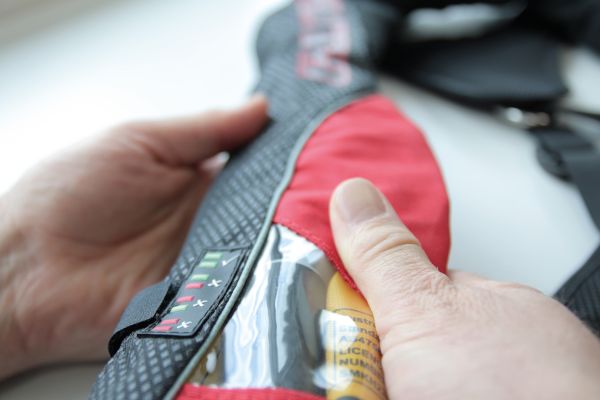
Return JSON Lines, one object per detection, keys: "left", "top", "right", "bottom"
{"left": 0, "top": 97, "right": 268, "bottom": 379}
{"left": 330, "top": 178, "right": 600, "bottom": 400}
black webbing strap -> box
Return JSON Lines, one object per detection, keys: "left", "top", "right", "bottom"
{"left": 534, "top": 126, "right": 600, "bottom": 334}
{"left": 108, "top": 280, "right": 172, "bottom": 356}
{"left": 556, "top": 246, "right": 600, "bottom": 335}
{"left": 563, "top": 151, "right": 600, "bottom": 229}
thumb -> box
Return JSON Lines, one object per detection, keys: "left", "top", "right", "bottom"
{"left": 120, "top": 94, "right": 269, "bottom": 166}
{"left": 329, "top": 178, "right": 450, "bottom": 336}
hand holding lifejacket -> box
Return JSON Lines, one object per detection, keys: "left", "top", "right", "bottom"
{"left": 330, "top": 178, "right": 600, "bottom": 400}
{"left": 0, "top": 96, "right": 268, "bottom": 381}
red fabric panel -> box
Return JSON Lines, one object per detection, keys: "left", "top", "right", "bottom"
{"left": 273, "top": 95, "right": 450, "bottom": 289}
{"left": 176, "top": 385, "right": 324, "bottom": 400}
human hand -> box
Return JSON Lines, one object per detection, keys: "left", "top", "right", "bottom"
{"left": 329, "top": 178, "right": 600, "bottom": 400}
{"left": 0, "top": 96, "right": 268, "bottom": 380}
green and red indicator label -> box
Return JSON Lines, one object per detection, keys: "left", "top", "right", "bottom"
{"left": 142, "top": 248, "right": 246, "bottom": 337}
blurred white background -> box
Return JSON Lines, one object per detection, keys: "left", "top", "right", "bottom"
{"left": 0, "top": 0, "right": 599, "bottom": 398}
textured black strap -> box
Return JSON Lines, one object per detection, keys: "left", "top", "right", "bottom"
{"left": 90, "top": 1, "right": 394, "bottom": 398}
{"left": 563, "top": 151, "right": 600, "bottom": 230}
{"left": 534, "top": 126, "right": 600, "bottom": 334}
{"left": 534, "top": 126, "right": 600, "bottom": 231}
{"left": 534, "top": 127, "right": 600, "bottom": 230}
{"left": 108, "top": 280, "right": 172, "bottom": 356}
{"left": 557, "top": 144, "right": 600, "bottom": 334}
{"left": 556, "top": 246, "right": 600, "bottom": 335}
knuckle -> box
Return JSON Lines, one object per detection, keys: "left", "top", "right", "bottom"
{"left": 373, "top": 259, "right": 446, "bottom": 298}
{"left": 350, "top": 220, "right": 419, "bottom": 267}
{"left": 349, "top": 220, "right": 442, "bottom": 296}
{"left": 383, "top": 273, "right": 453, "bottom": 321}
{"left": 350, "top": 219, "right": 454, "bottom": 292}
{"left": 376, "top": 280, "right": 459, "bottom": 347}
{"left": 347, "top": 218, "right": 458, "bottom": 321}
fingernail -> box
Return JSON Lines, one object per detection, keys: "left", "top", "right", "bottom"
{"left": 333, "top": 178, "right": 387, "bottom": 224}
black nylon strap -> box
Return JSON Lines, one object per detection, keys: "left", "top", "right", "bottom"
{"left": 534, "top": 126, "right": 600, "bottom": 334}
{"left": 563, "top": 151, "right": 600, "bottom": 230}
{"left": 555, "top": 139, "right": 600, "bottom": 334}
{"left": 555, "top": 246, "right": 600, "bottom": 335}
{"left": 533, "top": 126, "right": 600, "bottom": 230}
{"left": 108, "top": 280, "right": 172, "bottom": 356}
{"left": 534, "top": 127, "right": 594, "bottom": 180}
{"left": 90, "top": 1, "right": 393, "bottom": 398}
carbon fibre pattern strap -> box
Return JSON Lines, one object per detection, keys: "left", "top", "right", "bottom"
{"left": 556, "top": 246, "right": 600, "bottom": 335}
{"left": 558, "top": 147, "right": 600, "bottom": 335}
{"left": 89, "top": 1, "right": 396, "bottom": 399}
{"left": 532, "top": 126, "right": 600, "bottom": 334}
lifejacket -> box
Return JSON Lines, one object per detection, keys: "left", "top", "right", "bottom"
{"left": 90, "top": 1, "right": 600, "bottom": 399}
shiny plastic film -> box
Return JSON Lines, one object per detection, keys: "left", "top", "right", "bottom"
{"left": 185, "top": 225, "right": 386, "bottom": 399}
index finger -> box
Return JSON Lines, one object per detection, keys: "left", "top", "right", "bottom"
{"left": 123, "top": 94, "right": 268, "bottom": 166}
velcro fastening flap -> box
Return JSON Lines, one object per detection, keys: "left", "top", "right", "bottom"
{"left": 108, "top": 280, "right": 172, "bottom": 356}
